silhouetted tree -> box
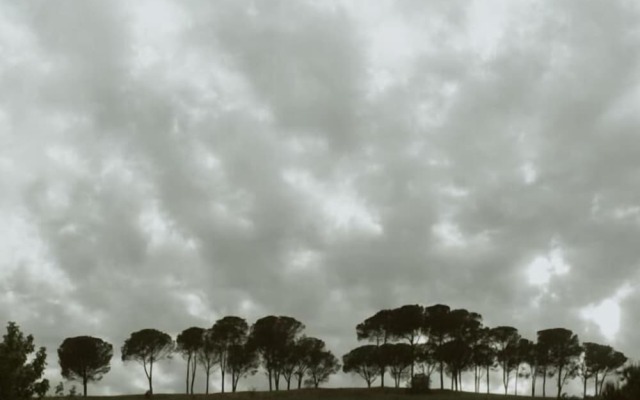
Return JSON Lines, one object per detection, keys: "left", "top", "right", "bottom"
{"left": 447, "top": 309, "right": 483, "bottom": 391}
{"left": 0, "top": 322, "right": 49, "bottom": 399}
{"left": 197, "top": 329, "right": 219, "bottom": 394}
{"left": 512, "top": 337, "right": 533, "bottom": 395}
{"left": 436, "top": 339, "right": 472, "bottom": 391}
{"left": 619, "top": 363, "right": 640, "bottom": 399}
{"left": 121, "top": 329, "right": 174, "bottom": 395}
{"left": 414, "top": 342, "right": 438, "bottom": 380}
{"left": 489, "top": 326, "right": 520, "bottom": 395}
{"left": 382, "top": 343, "right": 414, "bottom": 388}
{"left": 424, "top": 304, "right": 451, "bottom": 389}
{"left": 248, "top": 316, "right": 304, "bottom": 391}
{"left": 537, "top": 328, "right": 581, "bottom": 399}
{"left": 306, "top": 348, "right": 340, "bottom": 388}
{"left": 227, "top": 343, "right": 258, "bottom": 392}
{"left": 342, "top": 345, "right": 381, "bottom": 388}
{"left": 58, "top": 336, "right": 113, "bottom": 397}
{"left": 472, "top": 339, "right": 495, "bottom": 394}
{"left": 388, "top": 305, "right": 424, "bottom": 377}
{"left": 356, "top": 309, "right": 393, "bottom": 387}
{"left": 292, "top": 337, "right": 323, "bottom": 389}
{"left": 523, "top": 339, "right": 550, "bottom": 397}
{"left": 210, "top": 316, "right": 249, "bottom": 393}
{"left": 176, "top": 327, "right": 204, "bottom": 394}
{"left": 582, "top": 342, "right": 628, "bottom": 396}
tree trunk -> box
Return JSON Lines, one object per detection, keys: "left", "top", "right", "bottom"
{"left": 583, "top": 378, "right": 587, "bottom": 399}
{"left": 205, "top": 366, "right": 211, "bottom": 394}
{"left": 297, "top": 375, "right": 303, "bottom": 389}
{"left": 83, "top": 374, "right": 87, "bottom": 398}
{"left": 190, "top": 357, "right": 197, "bottom": 394}
{"left": 221, "top": 370, "right": 225, "bottom": 393}
{"left": 268, "top": 370, "right": 272, "bottom": 391}
{"left": 599, "top": 373, "right": 609, "bottom": 396}
{"left": 556, "top": 365, "right": 563, "bottom": 399}
{"left": 515, "top": 366, "right": 518, "bottom": 395}
{"left": 440, "top": 362, "right": 444, "bottom": 389}
{"left": 486, "top": 365, "right": 490, "bottom": 394}
{"left": 531, "top": 365, "right": 537, "bottom": 398}
{"left": 232, "top": 371, "right": 239, "bottom": 393}
{"left": 474, "top": 366, "right": 478, "bottom": 393}
{"left": 148, "top": 360, "right": 154, "bottom": 395}
{"left": 186, "top": 354, "right": 191, "bottom": 394}
{"left": 542, "top": 368, "right": 547, "bottom": 398}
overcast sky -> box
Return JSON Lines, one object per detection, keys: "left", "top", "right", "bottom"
{"left": 1, "top": 0, "right": 640, "bottom": 396}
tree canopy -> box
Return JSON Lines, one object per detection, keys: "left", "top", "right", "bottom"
{"left": 58, "top": 336, "right": 113, "bottom": 397}
{"left": 176, "top": 327, "right": 205, "bottom": 395}
{"left": 121, "top": 329, "right": 174, "bottom": 394}
{"left": 0, "top": 322, "right": 49, "bottom": 400}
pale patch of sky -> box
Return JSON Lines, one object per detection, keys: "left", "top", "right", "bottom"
{"left": 521, "top": 162, "right": 537, "bottom": 184}
{"left": 527, "top": 244, "right": 573, "bottom": 309}
{"left": 580, "top": 284, "right": 634, "bottom": 342}
{"left": 287, "top": 248, "right": 321, "bottom": 274}
{"left": 431, "top": 221, "right": 465, "bottom": 247}
{"left": 282, "top": 168, "right": 383, "bottom": 238}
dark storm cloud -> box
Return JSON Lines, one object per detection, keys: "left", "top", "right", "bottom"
{"left": 1, "top": 0, "right": 640, "bottom": 395}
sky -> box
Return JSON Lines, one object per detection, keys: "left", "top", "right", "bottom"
{"left": 1, "top": 0, "right": 640, "bottom": 396}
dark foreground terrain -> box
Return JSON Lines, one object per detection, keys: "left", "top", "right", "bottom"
{"left": 45, "top": 388, "right": 529, "bottom": 400}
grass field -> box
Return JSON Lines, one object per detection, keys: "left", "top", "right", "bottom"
{"left": 45, "top": 388, "right": 533, "bottom": 400}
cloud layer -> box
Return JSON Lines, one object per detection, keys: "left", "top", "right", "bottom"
{"left": 1, "top": 0, "right": 640, "bottom": 395}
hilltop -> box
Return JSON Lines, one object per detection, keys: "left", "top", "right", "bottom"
{"left": 44, "top": 388, "right": 534, "bottom": 400}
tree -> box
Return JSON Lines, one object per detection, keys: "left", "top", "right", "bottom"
{"left": 248, "top": 315, "right": 305, "bottom": 391}
{"left": 356, "top": 309, "right": 393, "bottom": 387}
{"left": 489, "top": 326, "right": 520, "bottom": 395}
{"left": 210, "top": 316, "right": 249, "bottom": 393}
{"left": 414, "top": 342, "right": 438, "bottom": 380}
{"left": 446, "top": 309, "right": 483, "bottom": 391}
{"left": 176, "top": 327, "right": 204, "bottom": 394}
{"left": 227, "top": 343, "right": 258, "bottom": 392}
{"left": 306, "top": 349, "right": 340, "bottom": 388}
{"left": 537, "top": 328, "right": 582, "bottom": 399}
{"left": 619, "top": 363, "right": 640, "bottom": 399}
{"left": 381, "top": 343, "right": 414, "bottom": 388}
{"left": 291, "top": 336, "right": 322, "bottom": 389}
{"left": 342, "top": 345, "right": 381, "bottom": 388}
{"left": 0, "top": 322, "right": 49, "bottom": 399}
{"left": 58, "top": 336, "right": 113, "bottom": 397}
{"left": 472, "top": 340, "right": 495, "bottom": 394}
{"left": 582, "top": 342, "right": 627, "bottom": 396}
{"left": 121, "top": 329, "right": 174, "bottom": 395}
{"left": 424, "top": 304, "right": 451, "bottom": 389}
{"left": 512, "top": 337, "right": 533, "bottom": 396}
{"left": 197, "top": 329, "right": 219, "bottom": 394}
{"left": 388, "top": 305, "right": 424, "bottom": 377}
{"left": 436, "top": 339, "right": 472, "bottom": 391}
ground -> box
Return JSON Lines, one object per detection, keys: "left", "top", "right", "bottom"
{"left": 45, "top": 388, "right": 533, "bottom": 400}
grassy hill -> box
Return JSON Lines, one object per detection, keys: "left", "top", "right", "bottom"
{"left": 46, "top": 388, "right": 531, "bottom": 400}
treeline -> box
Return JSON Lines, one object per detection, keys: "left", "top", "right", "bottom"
{"left": 2, "top": 315, "right": 340, "bottom": 398}
{"left": 0, "top": 304, "right": 636, "bottom": 399}
{"left": 63, "top": 315, "right": 340, "bottom": 397}
{"left": 344, "top": 304, "right": 628, "bottom": 399}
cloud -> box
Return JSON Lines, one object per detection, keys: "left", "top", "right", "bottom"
{"left": 1, "top": 0, "right": 640, "bottom": 395}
